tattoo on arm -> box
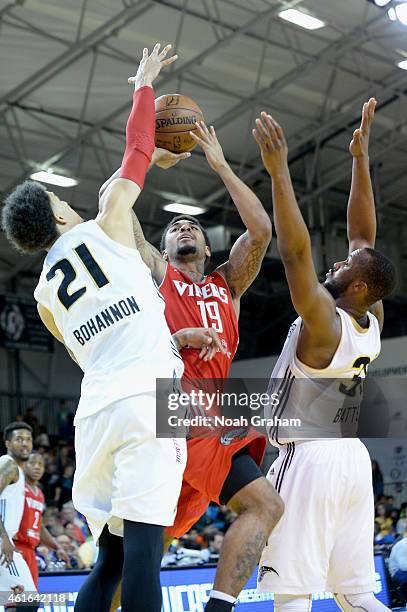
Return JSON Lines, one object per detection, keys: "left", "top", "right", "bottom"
{"left": 0, "top": 460, "right": 18, "bottom": 537}
{"left": 221, "top": 232, "right": 268, "bottom": 298}
{"left": 131, "top": 213, "right": 166, "bottom": 280}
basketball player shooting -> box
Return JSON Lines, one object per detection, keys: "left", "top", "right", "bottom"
{"left": 0, "top": 422, "right": 37, "bottom": 602}
{"left": 252, "top": 100, "right": 396, "bottom": 611}
{"left": 110, "top": 119, "right": 284, "bottom": 612}
{"left": 1, "top": 43, "right": 187, "bottom": 612}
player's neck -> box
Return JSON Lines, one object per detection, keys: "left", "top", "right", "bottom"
{"left": 335, "top": 299, "right": 369, "bottom": 327}
{"left": 171, "top": 258, "right": 206, "bottom": 283}
{"left": 26, "top": 479, "right": 38, "bottom": 492}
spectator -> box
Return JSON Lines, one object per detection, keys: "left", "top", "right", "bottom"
{"left": 55, "top": 463, "right": 75, "bottom": 509}
{"left": 54, "top": 535, "right": 85, "bottom": 570}
{"left": 202, "top": 532, "right": 224, "bottom": 564}
{"left": 389, "top": 533, "right": 407, "bottom": 603}
{"left": 372, "top": 460, "right": 384, "bottom": 498}
{"left": 65, "top": 522, "right": 85, "bottom": 546}
{"left": 375, "top": 503, "right": 394, "bottom": 535}
{"left": 35, "top": 425, "right": 50, "bottom": 448}
{"left": 23, "top": 407, "right": 40, "bottom": 438}
{"left": 60, "top": 502, "right": 89, "bottom": 536}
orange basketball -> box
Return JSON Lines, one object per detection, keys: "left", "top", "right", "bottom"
{"left": 155, "top": 94, "right": 204, "bottom": 153}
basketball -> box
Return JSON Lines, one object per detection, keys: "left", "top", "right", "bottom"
{"left": 155, "top": 94, "right": 204, "bottom": 153}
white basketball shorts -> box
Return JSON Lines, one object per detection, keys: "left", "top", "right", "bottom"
{"left": 258, "top": 438, "right": 375, "bottom": 595}
{"left": 72, "top": 392, "right": 187, "bottom": 544}
{"left": 0, "top": 550, "right": 36, "bottom": 592}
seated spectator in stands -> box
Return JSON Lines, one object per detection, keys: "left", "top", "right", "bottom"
{"left": 398, "top": 511, "right": 407, "bottom": 536}
{"left": 78, "top": 536, "right": 98, "bottom": 570}
{"left": 375, "top": 502, "right": 394, "bottom": 535}
{"left": 23, "top": 407, "right": 40, "bottom": 438}
{"left": 374, "top": 521, "right": 395, "bottom": 546}
{"left": 60, "top": 502, "right": 89, "bottom": 537}
{"left": 389, "top": 533, "right": 407, "bottom": 603}
{"left": 35, "top": 425, "right": 50, "bottom": 449}
{"left": 55, "top": 463, "right": 74, "bottom": 509}
{"left": 36, "top": 545, "right": 53, "bottom": 571}
{"left": 54, "top": 535, "right": 85, "bottom": 570}
{"left": 65, "top": 522, "right": 85, "bottom": 546}
{"left": 202, "top": 532, "right": 224, "bottom": 564}
{"left": 42, "top": 460, "right": 60, "bottom": 503}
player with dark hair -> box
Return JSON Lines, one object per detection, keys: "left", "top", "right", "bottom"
{"left": 0, "top": 422, "right": 36, "bottom": 597}
{"left": 14, "top": 451, "right": 69, "bottom": 598}
{"left": 2, "top": 44, "right": 191, "bottom": 612}
{"left": 253, "top": 99, "right": 395, "bottom": 611}
{"left": 110, "top": 121, "right": 284, "bottom": 612}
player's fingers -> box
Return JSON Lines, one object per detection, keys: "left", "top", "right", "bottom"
{"left": 268, "top": 114, "right": 285, "bottom": 142}
{"left": 194, "top": 121, "right": 207, "bottom": 139}
{"left": 190, "top": 131, "right": 206, "bottom": 147}
{"left": 255, "top": 117, "right": 271, "bottom": 142}
{"left": 252, "top": 128, "right": 266, "bottom": 148}
{"left": 159, "top": 43, "right": 172, "bottom": 58}
{"left": 161, "top": 54, "right": 178, "bottom": 67}
{"left": 152, "top": 42, "right": 161, "bottom": 55}
{"left": 210, "top": 125, "right": 216, "bottom": 138}
{"left": 262, "top": 113, "right": 279, "bottom": 142}
{"left": 142, "top": 47, "right": 148, "bottom": 59}
{"left": 360, "top": 102, "right": 368, "bottom": 131}
{"left": 199, "top": 121, "right": 210, "bottom": 136}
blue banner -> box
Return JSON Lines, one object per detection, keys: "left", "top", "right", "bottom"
{"left": 0, "top": 555, "right": 390, "bottom": 611}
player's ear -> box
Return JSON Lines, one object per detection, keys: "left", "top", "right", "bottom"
{"left": 162, "top": 250, "right": 168, "bottom": 261}
{"left": 53, "top": 213, "right": 67, "bottom": 226}
{"left": 205, "top": 245, "right": 211, "bottom": 258}
{"left": 352, "top": 279, "right": 368, "bottom": 294}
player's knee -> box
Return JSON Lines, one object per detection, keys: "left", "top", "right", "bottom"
{"left": 230, "top": 476, "right": 284, "bottom": 529}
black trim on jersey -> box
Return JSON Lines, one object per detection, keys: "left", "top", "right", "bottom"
{"left": 8, "top": 561, "right": 19, "bottom": 577}
{"left": 275, "top": 442, "right": 295, "bottom": 493}
{"left": 268, "top": 368, "right": 295, "bottom": 444}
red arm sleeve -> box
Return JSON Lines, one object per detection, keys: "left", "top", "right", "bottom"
{"left": 119, "top": 86, "right": 155, "bottom": 189}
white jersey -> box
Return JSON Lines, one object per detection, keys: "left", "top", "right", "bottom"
{"left": 34, "top": 220, "right": 183, "bottom": 420}
{"left": 0, "top": 457, "right": 25, "bottom": 539}
{"left": 266, "top": 307, "right": 381, "bottom": 445}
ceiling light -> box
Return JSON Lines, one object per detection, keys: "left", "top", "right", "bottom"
{"left": 30, "top": 170, "right": 78, "bottom": 188}
{"left": 163, "top": 202, "right": 207, "bottom": 216}
{"left": 398, "top": 59, "right": 407, "bottom": 69}
{"left": 374, "top": 0, "right": 391, "bottom": 6}
{"left": 396, "top": 2, "right": 407, "bottom": 24}
{"left": 278, "top": 8, "right": 326, "bottom": 30}
{"left": 388, "top": 7, "right": 397, "bottom": 19}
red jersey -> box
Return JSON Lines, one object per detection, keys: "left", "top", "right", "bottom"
{"left": 160, "top": 264, "right": 239, "bottom": 380}
{"left": 14, "top": 484, "right": 45, "bottom": 548}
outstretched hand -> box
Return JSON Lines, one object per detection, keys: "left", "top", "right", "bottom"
{"left": 190, "top": 121, "right": 228, "bottom": 173}
{"left": 349, "top": 98, "right": 376, "bottom": 158}
{"left": 128, "top": 43, "right": 178, "bottom": 88}
{"left": 252, "top": 112, "right": 288, "bottom": 177}
{"left": 152, "top": 147, "right": 191, "bottom": 170}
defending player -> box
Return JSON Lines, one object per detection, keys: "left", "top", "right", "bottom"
{"left": 14, "top": 451, "right": 69, "bottom": 594}
{"left": 2, "top": 44, "right": 186, "bottom": 612}
{"left": 111, "top": 121, "right": 284, "bottom": 612}
{"left": 0, "top": 422, "right": 36, "bottom": 598}
{"left": 253, "top": 100, "right": 396, "bottom": 611}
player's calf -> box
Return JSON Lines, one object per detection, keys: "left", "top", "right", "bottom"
{"left": 205, "top": 462, "right": 283, "bottom": 611}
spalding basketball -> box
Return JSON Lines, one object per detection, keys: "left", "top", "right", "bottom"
{"left": 155, "top": 94, "right": 204, "bottom": 153}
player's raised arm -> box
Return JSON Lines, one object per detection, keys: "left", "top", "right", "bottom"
{"left": 347, "top": 98, "right": 377, "bottom": 253}
{"left": 190, "top": 122, "right": 272, "bottom": 305}
{"left": 347, "top": 98, "right": 384, "bottom": 331}
{"left": 0, "top": 457, "right": 19, "bottom": 566}
{"left": 96, "top": 43, "right": 177, "bottom": 247}
{"left": 253, "top": 113, "right": 339, "bottom": 351}
{"left": 98, "top": 147, "right": 190, "bottom": 283}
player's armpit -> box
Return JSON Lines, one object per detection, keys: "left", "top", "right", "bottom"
{"left": 217, "top": 230, "right": 270, "bottom": 301}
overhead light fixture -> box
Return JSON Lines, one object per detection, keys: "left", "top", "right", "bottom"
{"left": 396, "top": 2, "right": 407, "bottom": 24}
{"left": 388, "top": 7, "right": 397, "bottom": 19}
{"left": 374, "top": 0, "right": 391, "bottom": 6}
{"left": 163, "top": 202, "right": 207, "bottom": 216}
{"left": 278, "top": 8, "right": 326, "bottom": 30}
{"left": 30, "top": 170, "right": 78, "bottom": 188}
{"left": 397, "top": 59, "right": 407, "bottom": 69}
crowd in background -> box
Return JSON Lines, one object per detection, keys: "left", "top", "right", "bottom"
{"left": 3, "top": 409, "right": 407, "bottom": 605}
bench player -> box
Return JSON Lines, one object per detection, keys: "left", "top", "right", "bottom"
{"left": 0, "top": 422, "right": 36, "bottom": 600}
{"left": 110, "top": 120, "right": 284, "bottom": 612}
{"left": 1, "top": 43, "right": 186, "bottom": 612}
{"left": 14, "top": 451, "right": 69, "bottom": 597}
{"left": 253, "top": 100, "right": 395, "bottom": 611}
